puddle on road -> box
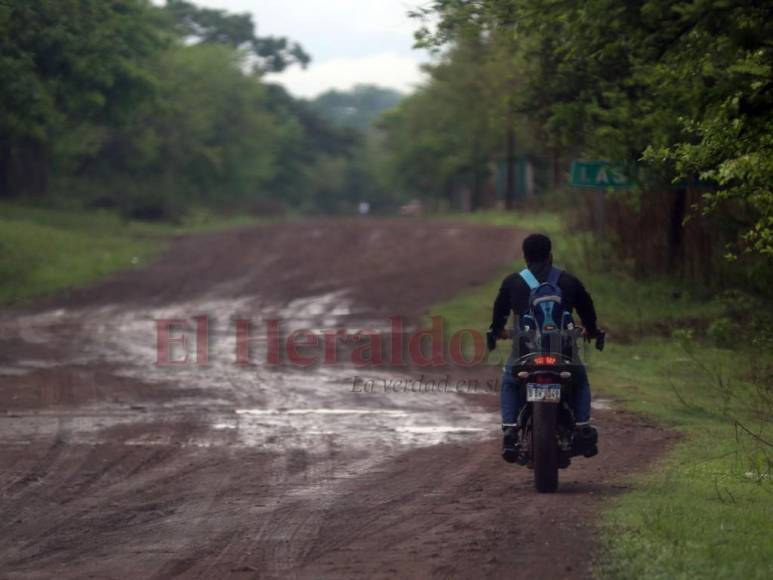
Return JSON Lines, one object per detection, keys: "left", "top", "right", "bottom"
{"left": 395, "top": 426, "right": 486, "bottom": 434}
{"left": 2, "top": 291, "right": 499, "bottom": 453}
{"left": 235, "top": 408, "right": 412, "bottom": 416}
{"left": 0, "top": 359, "right": 60, "bottom": 376}
{"left": 2, "top": 404, "right": 494, "bottom": 451}
{"left": 0, "top": 366, "right": 31, "bottom": 376}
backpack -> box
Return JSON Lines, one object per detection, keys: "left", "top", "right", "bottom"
{"left": 519, "top": 266, "right": 568, "bottom": 335}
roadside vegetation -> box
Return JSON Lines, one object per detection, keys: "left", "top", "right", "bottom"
{"left": 383, "top": 0, "right": 773, "bottom": 301}
{"left": 431, "top": 209, "right": 772, "bottom": 580}
{"left": 3, "top": 1, "right": 770, "bottom": 294}
{"left": 0, "top": 203, "right": 267, "bottom": 305}
{"left": 0, "top": 1, "right": 403, "bottom": 218}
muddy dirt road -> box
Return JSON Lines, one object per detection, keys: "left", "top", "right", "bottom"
{"left": 0, "top": 219, "right": 672, "bottom": 579}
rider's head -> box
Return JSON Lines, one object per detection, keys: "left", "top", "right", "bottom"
{"left": 522, "top": 233, "right": 552, "bottom": 264}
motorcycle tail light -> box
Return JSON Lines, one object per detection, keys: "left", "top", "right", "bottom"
{"left": 534, "top": 374, "right": 554, "bottom": 384}
{"left": 533, "top": 355, "right": 557, "bottom": 365}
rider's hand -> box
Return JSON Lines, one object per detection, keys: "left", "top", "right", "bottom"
{"left": 499, "top": 328, "right": 509, "bottom": 339}
{"left": 581, "top": 328, "right": 594, "bottom": 343}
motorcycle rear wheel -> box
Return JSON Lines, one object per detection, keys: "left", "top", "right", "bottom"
{"left": 532, "top": 403, "right": 559, "bottom": 493}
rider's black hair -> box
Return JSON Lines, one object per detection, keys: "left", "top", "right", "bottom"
{"left": 522, "top": 233, "right": 552, "bottom": 263}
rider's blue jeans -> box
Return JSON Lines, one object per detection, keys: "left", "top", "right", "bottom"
{"left": 500, "top": 364, "right": 592, "bottom": 426}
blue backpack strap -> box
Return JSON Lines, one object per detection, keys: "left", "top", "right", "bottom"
{"left": 519, "top": 268, "right": 539, "bottom": 290}
{"left": 547, "top": 267, "right": 562, "bottom": 286}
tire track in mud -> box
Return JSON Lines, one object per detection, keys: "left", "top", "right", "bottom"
{"left": 3, "top": 445, "right": 237, "bottom": 574}
{"left": 281, "top": 407, "right": 673, "bottom": 580}
{"left": 147, "top": 449, "right": 407, "bottom": 579}
{"left": 2, "top": 427, "right": 68, "bottom": 498}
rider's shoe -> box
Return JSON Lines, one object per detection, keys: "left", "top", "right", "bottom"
{"left": 502, "top": 426, "right": 520, "bottom": 463}
{"left": 574, "top": 422, "right": 598, "bottom": 457}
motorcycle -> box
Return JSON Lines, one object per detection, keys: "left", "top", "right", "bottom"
{"left": 491, "top": 324, "right": 605, "bottom": 493}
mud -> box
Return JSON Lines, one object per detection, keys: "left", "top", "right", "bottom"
{"left": 0, "top": 219, "right": 674, "bottom": 579}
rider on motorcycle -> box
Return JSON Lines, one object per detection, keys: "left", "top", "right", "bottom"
{"left": 490, "top": 233, "right": 600, "bottom": 462}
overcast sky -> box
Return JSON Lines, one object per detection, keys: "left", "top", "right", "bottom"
{"left": 187, "top": 0, "right": 430, "bottom": 98}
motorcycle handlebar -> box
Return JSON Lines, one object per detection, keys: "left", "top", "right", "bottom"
{"left": 486, "top": 327, "right": 606, "bottom": 352}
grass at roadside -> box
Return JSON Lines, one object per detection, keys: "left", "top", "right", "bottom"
{"left": 0, "top": 203, "right": 261, "bottom": 305}
{"left": 431, "top": 210, "right": 772, "bottom": 580}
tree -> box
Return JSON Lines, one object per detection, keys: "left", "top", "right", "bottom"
{"left": 640, "top": 0, "right": 773, "bottom": 256}
{"left": 162, "top": 0, "right": 310, "bottom": 73}
{"left": 0, "top": 0, "right": 165, "bottom": 197}
{"left": 409, "top": 0, "right": 773, "bottom": 258}
{"left": 311, "top": 85, "right": 403, "bottom": 132}
{"left": 0, "top": 0, "right": 371, "bottom": 217}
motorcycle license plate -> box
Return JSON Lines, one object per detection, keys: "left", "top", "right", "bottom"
{"left": 527, "top": 383, "right": 562, "bottom": 403}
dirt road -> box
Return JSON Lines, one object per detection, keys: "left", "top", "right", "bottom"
{"left": 0, "top": 219, "right": 672, "bottom": 579}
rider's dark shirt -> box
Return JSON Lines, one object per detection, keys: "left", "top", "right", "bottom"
{"left": 490, "top": 260, "right": 598, "bottom": 336}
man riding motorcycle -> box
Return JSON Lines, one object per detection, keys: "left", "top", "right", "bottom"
{"left": 489, "top": 233, "right": 601, "bottom": 462}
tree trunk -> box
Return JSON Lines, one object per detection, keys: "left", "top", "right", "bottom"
{"left": 505, "top": 125, "right": 515, "bottom": 209}
{"left": 552, "top": 146, "right": 562, "bottom": 190}
{"left": 470, "top": 169, "right": 483, "bottom": 212}
{"left": 668, "top": 188, "right": 687, "bottom": 274}
{"left": 0, "top": 141, "right": 11, "bottom": 198}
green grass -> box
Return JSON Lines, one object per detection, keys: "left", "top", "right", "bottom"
{"left": 434, "top": 208, "right": 563, "bottom": 232}
{"left": 594, "top": 339, "right": 772, "bottom": 579}
{"left": 436, "top": 209, "right": 725, "bottom": 337}
{"left": 431, "top": 209, "right": 772, "bottom": 579}
{"left": 0, "top": 203, "right": 262, "bottom": 305}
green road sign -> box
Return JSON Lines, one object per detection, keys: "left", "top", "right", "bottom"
{"left": 570, "top": 160, "right": 633, "bottom": 189}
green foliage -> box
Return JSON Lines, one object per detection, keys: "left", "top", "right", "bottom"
{"left": 400, "top": 0, "right": 773, "bottom": 258}
{"left": 636, "top": 1, "right": 773, "bottom": 256}
{"left": 311, "top": 85, "right": 403, "bottom": 132}
{"left": 143, "top": 44, "right": 279, "bottom": 203}
{"left": 0, "top": 0, "right": 165, "bottom": 196}
{"left": 380, "top": 36, "right": 512, "bottom": 209}
{"left": 0, "top": 0, "right": 381, "bottom": 217}
{"left": 162, "top": 0, "right": 310, "bottom": 73}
